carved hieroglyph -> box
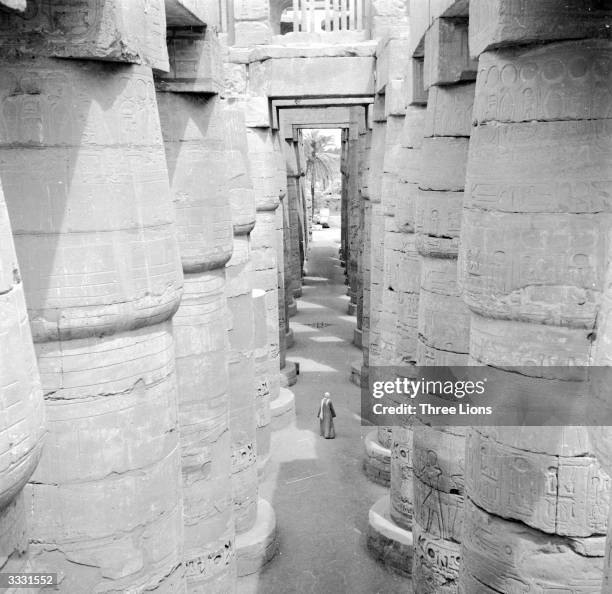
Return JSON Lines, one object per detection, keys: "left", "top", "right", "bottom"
{"left": 0, "top": 58, "right": 185, "bottom": 592}
{"left": 0, "top": 177, "right": 45, "bottom": 575}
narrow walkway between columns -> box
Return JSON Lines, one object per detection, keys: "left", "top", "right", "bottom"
{"left": 239, "top": 225, "right": 409, "bottom": 593}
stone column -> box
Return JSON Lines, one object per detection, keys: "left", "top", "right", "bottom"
{"left": 0, "top": 57, "right": 185, "bottom": 594}
{"left": 589, "top": 242, "right": 612, "bottom": 593}
{"left": 347, "top": 111, "right": 365, "bottom": 319}
{"left": 459, "top": 2, "right": 611, "bottom": 589}
{"left": 157, "top": 88, "right": 235, "bottom": 591}
{"left": 273, "top": 134, "right": 297, "bottom": 388}
{"left": 353, "top": 123, "right": 369, "bottom": 350}
{"left": 411, "top": 18, "right": 476, "bottom": 591}
{"left": 284, "top": 140, "right": 304, "bottom": 301}
{"left": 0, "top": 179, "right": 45, "bottom": 576}
{"left": 246, "top": 126, "right": 295, "bottom": 430}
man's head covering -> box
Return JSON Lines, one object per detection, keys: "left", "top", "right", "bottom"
{"left": 324, "top": 392, "right": 330, "bottom": 397}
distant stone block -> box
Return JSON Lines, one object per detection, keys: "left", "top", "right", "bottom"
{"left": 405, "top": 58, "right": 428, "bottom": 106}
{"left": 233, "top": 0, "right": 269, "bottom": 21}
{"left": 424, "top": 18, "right": 477, "bottom": 89}
{"left": 156, "top": 27, "right": 222, "bottom": 94}
{"left": 234, "top": 20, "right": 272, "bottom": 47}
{"left": 0, "top": 0, "right": 169, "bottom": 71}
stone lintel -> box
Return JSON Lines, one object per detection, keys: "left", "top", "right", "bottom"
{"left": 271, "top": 97, "right": 373, "bottom": 130}
{"left": 249, "top": 55, "right": 376, "bottom": 99}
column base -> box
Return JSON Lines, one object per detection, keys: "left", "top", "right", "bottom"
{"left": 288, "top": 301, "right": 297, "bottom": 317}
{"left": 350, "top": 359, "right": 362, "bottom": 387}
{"left": 270, "top": 386, "right": 296, "bottom": 430}
{"left": 367, "top": 495, "right": 413, "bottom": 578}
{"left": 353, "top": 328, "right": 362, "bottom": 348}
{"left": 280, "top": 361, "right": 297, "bottom": 387}
{"left": 285, "top": 328, "right": 295, "bottom": 349}
{"left": 236, "top": 498, "right": 278, "bottom": 577}
{"left": 363, "top": 429, "right": 391, "bottom": 486}
{"left": 347, "top": 302, "right": 357, "bottom": 316}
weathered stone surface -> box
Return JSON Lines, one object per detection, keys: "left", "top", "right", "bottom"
{"left": 0, "top": 0, "right": 169, "bottom": 70}
{"left": 424, "top": 18, "right": 477, "bottom": 90}
{"left": 234, "top": 0, "right": 269, "bottom": 21}
{"left": 385, "top": 79, "right": 407, "bottom": 117}
{"left": 30, "top": 324, "right": 185, "bottom": 592}
{"left": 234, "top": 21, "right": 272, "bottom": 47}
{"left": 409, "top": 0, "right": 469, "bottom": 57}
{"left": 466, "top": 428, "right": 609, "bottom": 538}
{"left": 173, "top": 271, "right": 235, "bottom": 592}
{"left": 248, "top": 56, "right": 376, "bottom": 98}
{"left": 473, "top": 41, "right": 612, "bottom": 125}
{"left": 364, "top": 429, "right": 392, "bottom": 486}
{"left": 419, "top": 137, "right": 469, "bottom": 192}
{"left": 253, "top": 289, "right": 271, "bottom": 478}
{"left": 418, "top": 257, "right": 470, "bottom": 354}
{"left": 469, "top": 0, "right": 612, "bottom": 58}
{"left": 413, "top": 520, "right": 461, "bottom": 594}
{"left": 226, "top": 236, "right": 257, "bottom": 534}
{"left": 158, "top": 93, "right": 233, "bottom": 272}
{"left": 367, "top": 495, "right": 414, "bottom": 578}
{"left": 469, "top": 314, "right": 591, "bottom": 370}
{"left": 415, "top": 190, "right": 462, "bottom": 257}
{"left": 376, "top": 37, "right": 411, "bottom": 94}
{"left": 157, "top": 27, "right": 222, "bottom": 94}
{"left": 461, "top": 499, "right": 604, "bottom": 592}
{"left": 0, "top": 59, "right": 183, "bottom": 342}
{"left": 390, "top": 425, "right": 414, "bottom": 530}
{"left": 158, "top": 89, "right": 238, "bottom": 591}
{"left": 413, "top": 476, "right": 463, "bottom": 543}
{"left": 0, "top": 178, "right": 45, "bottom": 575}
{"left": 164, "top": 0, "right": 208, "bottom": 26}
{"left": 405, "top": 58, "right": 428, "bottom": 106}
{"left": 270, "top": 386, "right": 295, "bottom": 430}
{"left": 236, "top": 498, "right": 278, "bottom": 576}
{"left": 0, "top": 57, "right": 184, "bottom": 591}
{"left": 413, "top": 424, "right": 465, "bottom": 495}
{"left": 423, "top": 83, "right": 474, "bottom": 137}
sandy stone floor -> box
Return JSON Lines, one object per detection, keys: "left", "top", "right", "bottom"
{"left": 239, "top": 225, "right": 410, "bottom": 594}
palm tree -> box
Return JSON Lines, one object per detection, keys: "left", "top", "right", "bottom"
{"left": 303, "top": 130, "right": 338, "bottom": 221}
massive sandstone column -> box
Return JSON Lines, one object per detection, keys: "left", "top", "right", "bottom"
{"left": 157, "top": 89, "right": 236, "bottom": 591}
{"left": 0, "top": 57, "right": 185, "bottom": 591}
{"left": 412, "top": 18, "right": 475, "bottom": 592}
{"left": 0, "top": 179, "right": 45, "bottom": 576}
{"left": 459, "top": 2, "right": 612, "bottom": 590}
{"left": 273, "top": 134, "right": 297, "bottom": 388}
{"left": 246, "top": 126, "right": 296, "bottom": 430}
{"left": 224, "top": 101, "right": 273, "bottom": 481}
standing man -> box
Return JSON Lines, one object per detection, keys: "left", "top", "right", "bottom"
{"left": 317, "top": 392, "right": 336, "bottom": 439}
